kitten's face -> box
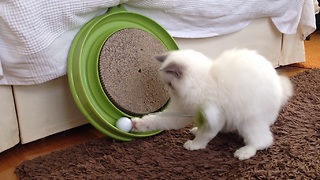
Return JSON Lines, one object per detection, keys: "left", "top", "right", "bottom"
{"left": 155, "top": 54, "right": 183, "bottom": 94}
{"left": 155, "top": 50, "right": 212, "bottom": 96}
{"left": 155, "top": 51, "right": 187, "bottom": 95}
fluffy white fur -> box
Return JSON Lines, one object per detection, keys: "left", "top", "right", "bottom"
{"left": 131, "top": 49, "right": 293, "bottom": 160}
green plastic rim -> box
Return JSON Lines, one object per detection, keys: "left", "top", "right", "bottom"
{"left": 68, "top": 5, "right": 179, "bottom": 141}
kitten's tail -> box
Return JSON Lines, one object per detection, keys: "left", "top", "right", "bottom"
{"left": 279, "top": 75, "right": 294, "bottom": 107}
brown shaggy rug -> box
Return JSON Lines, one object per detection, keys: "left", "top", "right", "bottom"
{"left": 15, "top": 69, "right": 320, "bottom": 179}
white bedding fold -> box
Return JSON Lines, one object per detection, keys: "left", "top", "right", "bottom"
{"left": 0, "top": 60, "right": 3, "bottom": 80}
{"left": 0, "top": 0, "right": 316, "bottom": 85}
{"left": 125, "top": 0, "right": 309, "bottom": 38}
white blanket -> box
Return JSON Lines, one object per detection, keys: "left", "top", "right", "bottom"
{"left": 0, "top": 0, "right": 316, "bottom": 85}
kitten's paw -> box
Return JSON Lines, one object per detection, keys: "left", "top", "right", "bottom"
{"left": 131, "top": 118, "right": 150, "bottom": 132}
{"left": 190, "top": 127, "right": 198, "bottom": 135}
{"left": 234, "top": 145, "right": 257, "bottom": 160}
{"left": 183, "top": 140, "right": 207, "bottom": 150}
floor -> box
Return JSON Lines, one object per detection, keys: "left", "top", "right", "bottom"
{"left": 0, "top": 124, "right": 106, "bottom": 179}
{"left": 0, "top": 65, "right": 309, "bottom": 179}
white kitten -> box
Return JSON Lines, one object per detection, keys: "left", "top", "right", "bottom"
{"left": 131, "top": 49, "right": 293, "bottom": 160}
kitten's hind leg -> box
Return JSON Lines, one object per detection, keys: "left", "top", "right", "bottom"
{"left": 184, "top": 104, "right": 224, "bottom": 150}
{"left": 235, "top": 120, "right": 274, "bottom": 160}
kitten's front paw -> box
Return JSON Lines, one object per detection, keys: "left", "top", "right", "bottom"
{"left": 234, "top": 145, "right": 257, "bottom": 160}
{"left": 183, "top": 140, "right": 207, "bottom": 150}
{"left": 131, "top": 118, "right": 150, "bottom": 132}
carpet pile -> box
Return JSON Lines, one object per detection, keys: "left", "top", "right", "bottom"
{"left": 15, "top": 69, "right": 320, "bottom": 179}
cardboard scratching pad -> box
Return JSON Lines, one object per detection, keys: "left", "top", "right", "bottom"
{"left": 99, "top": 28, "right": 170, "bottom": 116}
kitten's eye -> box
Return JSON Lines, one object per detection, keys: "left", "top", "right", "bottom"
{"left": 161, "top": 62, "right": 183, "bottom": 79}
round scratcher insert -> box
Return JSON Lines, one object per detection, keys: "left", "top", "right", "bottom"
{"left": 99, "top": 28, "right": 170, "bottom": 116}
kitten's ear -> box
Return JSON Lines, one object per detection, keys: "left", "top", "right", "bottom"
{"left": 161, "top": 62, "right": 183, "bottom": 79}
{"left": 155, "top": 53, "right": 169, "bottom": 63}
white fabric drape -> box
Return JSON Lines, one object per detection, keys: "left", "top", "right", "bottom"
{"left": 0, "top": 0, "right": 316, "bottom": 85}
{"left": 0, "top": 60, "right": 3, "bottom": 80}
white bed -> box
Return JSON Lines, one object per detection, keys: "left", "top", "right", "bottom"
{"left": 0, "top": 0, "right": 317, "bottom": 152}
